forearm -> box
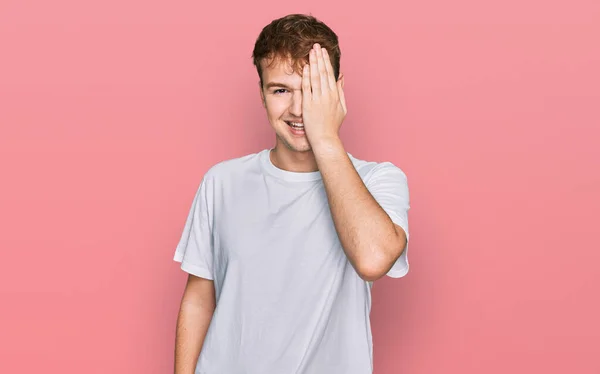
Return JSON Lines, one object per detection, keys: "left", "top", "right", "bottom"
{"left": 174, "top": 299, "right": 215, "bottom": 374}
{"left": 312, "top": 137, "right": 402, "bottom": 280}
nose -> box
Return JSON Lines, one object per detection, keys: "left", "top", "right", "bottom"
{"left": 289, "top": 90, "right": 302, "bottom": 117}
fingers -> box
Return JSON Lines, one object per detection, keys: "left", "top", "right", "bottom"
{"left": 309, "top": 48, "right": 321, "bottom": 99}
{"left": 302, "top": 64, "right": 311, "bottom": 103}
{"left": 315, "top": 47, "right": 329, "bottom": 95}
{"left": 306, "top": 44, "right": 342, "bottom": 103}
{"left": 322, "top": 48, "right": 337, "bottom": 92}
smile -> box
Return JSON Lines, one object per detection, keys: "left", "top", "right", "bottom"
{"left": 285, "top": 121, "right": 304, "bottom": 129}
{"left": 285, "top": 121, "right": 305, "bottom": 135}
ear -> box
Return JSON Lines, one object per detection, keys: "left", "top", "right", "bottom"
{"left": 338, "top": 73, "right": 345, "bottom": 88}
{"left": 258, "top": 81, "right": 266, "bottom": 108}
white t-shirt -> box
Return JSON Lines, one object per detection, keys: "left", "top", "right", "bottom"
{"left": 173, "top": 148, "right": 410, "bottom": 374}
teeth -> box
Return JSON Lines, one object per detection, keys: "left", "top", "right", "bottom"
{"left": 288, "top": 122, "right": 304, "bottom": 128}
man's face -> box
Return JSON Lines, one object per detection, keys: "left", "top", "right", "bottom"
{"left": 259, "top": 56, "right": 311, "bottom": 153}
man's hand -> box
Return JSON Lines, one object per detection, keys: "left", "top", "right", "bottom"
{"left": 302, "top": 43, "right": 347, "bottom": 146}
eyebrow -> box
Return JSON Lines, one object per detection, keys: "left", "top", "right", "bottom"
{"left": 264, "top": 82, "right": 295, "bottom": 89}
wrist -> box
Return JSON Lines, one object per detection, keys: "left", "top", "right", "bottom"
{"left": 310, "top": 135, "right": 344, "bottom": 157}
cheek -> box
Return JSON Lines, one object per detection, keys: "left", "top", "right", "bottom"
{"left": 265, "top": 99, "right": 288, "bottom": 118}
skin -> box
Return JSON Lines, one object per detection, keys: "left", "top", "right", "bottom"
{"left": 260, "top": 43, "right": 408, "bottom": 281}
{"left": 259, "top": 54, "right": 325, "bottom": 172}
{"left": 175, "top": 275, "right": 215, "bottom": 374}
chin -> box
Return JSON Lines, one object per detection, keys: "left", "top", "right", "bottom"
{"left": 285, "top": 140, "right": 312, "bottom": 153}
{"left": 276, "top": 132, "right": 312, "bottom": 153}
{"left": 292, "top": 144, "right": 312, "bottom": 153}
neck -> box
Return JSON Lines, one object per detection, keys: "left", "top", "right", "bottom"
{"left": 270, "top": 146, "right": 318, "bottom": 173}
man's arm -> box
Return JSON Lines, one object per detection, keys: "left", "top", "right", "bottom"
{"left": 174, "top": 274, "right": 216, "bottom": 374}
{"left": 312, "top": 138, "right": 407, "bottom": 282}
{"left": 301, "top": 44, "right": 407, "bottom": 282}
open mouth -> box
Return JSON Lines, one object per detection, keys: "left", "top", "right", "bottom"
{"left": 285, "top": 121, "right": 305, "bottom": 131}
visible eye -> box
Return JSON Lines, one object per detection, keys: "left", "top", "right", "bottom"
{"left": 273, "top": 89, "right": 288, "bottom": 94}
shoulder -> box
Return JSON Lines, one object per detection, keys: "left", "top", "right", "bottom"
{"left": 348, "top": 152, "right": 408, "bottom": 185}
{"left": 203, "top": 150, "right": 264, "bottom": 184}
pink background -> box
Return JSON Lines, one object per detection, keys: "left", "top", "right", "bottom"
{"left": 1, "top": 0, "right": 599, "bottom": 373}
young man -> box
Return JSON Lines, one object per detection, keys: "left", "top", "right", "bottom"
{"left": 173, "top": 14, "right": 410, "bottom": 374}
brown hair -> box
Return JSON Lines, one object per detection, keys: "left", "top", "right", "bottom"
{"left": 252, "top": 14, "right": 341, "bottom": 88}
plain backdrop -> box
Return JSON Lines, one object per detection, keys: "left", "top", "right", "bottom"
{"left": 1, "top": 0, "right": 599, "bottom": 373}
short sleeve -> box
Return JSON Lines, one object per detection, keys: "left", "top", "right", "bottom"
{"left": 365, "top": 162, "right": 410, "bottom": 278}
{"left": 173, "top": 176, "right": 214, "bottom": 280}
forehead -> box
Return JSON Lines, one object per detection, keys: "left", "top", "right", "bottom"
{"left": 260, "top": 55, "right": 305, "bottom": 84}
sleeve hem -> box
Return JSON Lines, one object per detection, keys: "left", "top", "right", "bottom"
{"left": 386, "top": 215, "right": 410, "bottom": 278}
{"left": 173, "top": 252, "right": 213, "bottom": 280}
{"left": 386, "top": 263, "right": 409, "bottom": 278}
